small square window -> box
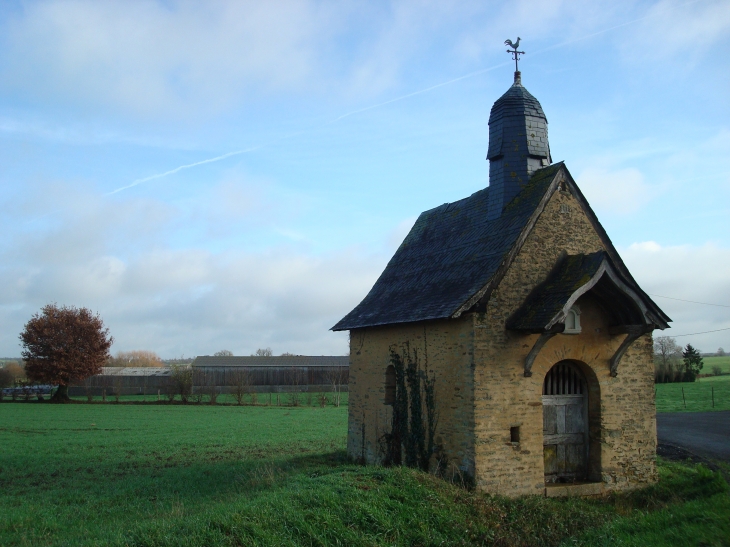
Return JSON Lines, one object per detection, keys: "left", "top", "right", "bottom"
{"left": 510, "top": 426, "right": 520, "bottom": 443}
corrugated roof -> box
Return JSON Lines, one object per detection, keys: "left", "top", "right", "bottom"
{"left": 191, "top": 356, "right": 349, "bottom": 368}
{"left": 332, "top": 163, "right": 564, "bottom": 331}
{"left": 99, "top": 367, "right": 172, "bottom": 376}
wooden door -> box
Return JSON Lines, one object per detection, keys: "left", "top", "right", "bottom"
{"left": 542, "top": 362, "right": 588, "bottom": 483}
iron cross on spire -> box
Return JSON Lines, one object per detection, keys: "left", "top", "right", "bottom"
{"left": 504, "top": 37, "right": 524, "bottom": 72}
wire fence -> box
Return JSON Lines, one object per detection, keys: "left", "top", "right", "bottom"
{"left": 655, "top": 378, "right": 730, "bottom": 413}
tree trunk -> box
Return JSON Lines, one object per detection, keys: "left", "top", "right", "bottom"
{"left": 51, "top": 384, "right": 70, "bottom": 402}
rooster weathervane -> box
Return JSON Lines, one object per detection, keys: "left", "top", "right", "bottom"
{"left": 504, "top": 37, "right": 524, "bottom": 72}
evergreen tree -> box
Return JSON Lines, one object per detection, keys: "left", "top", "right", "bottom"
{"left": 681, "top": 343, "right": 703, "bottom": 382}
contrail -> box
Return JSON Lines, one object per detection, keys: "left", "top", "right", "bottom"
{"left": 107, "top": 146, "right": 261, "bottom": 195}
{"left": 112, "top": 61, "right": 502, "bottom": 196}
{"left": 114, "top": 0, "right": 705, "bottom": 195}
{"left": 332, "top": 62, "right": 511, "bottom": 122}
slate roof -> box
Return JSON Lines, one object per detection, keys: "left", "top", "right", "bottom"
{"left": 332, "top": 163, "right": 564, "bottom": 331}
{"left": 507, "top": 252, "right": 607, "bottom": 331}
{"left": 191, "top": 356, "right": 349, "bottom": 368}
{"left": 487, "top": 83, "right": 550, "bottom": 160}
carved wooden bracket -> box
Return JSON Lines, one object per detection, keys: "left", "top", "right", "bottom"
{"left": 608, "top": 325, "right": 652, "bottom": 377}
{"left": 524, "top": 332, "right": 558, "bottom": 377}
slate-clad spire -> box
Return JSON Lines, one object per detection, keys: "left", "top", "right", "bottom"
{"left": 487, "top": 71, "right": 551, "bottom": 219}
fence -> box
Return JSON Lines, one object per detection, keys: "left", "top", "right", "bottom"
{"left": 192, "top": 366, "right": 349, "bottom": 394}
{"left": 655, "top": 379, "right": 730, "bottom": 413}
{"left": 67, "top": 364, "right": 349, "bottom": 397}
{"left": 68, "top": 368, "right": 172, "bottom": 396}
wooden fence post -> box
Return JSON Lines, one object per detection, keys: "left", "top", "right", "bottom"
{"left": 681, "top": 386, "right": 686, "bottom": 409}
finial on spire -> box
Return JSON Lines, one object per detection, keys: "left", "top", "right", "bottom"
{"left": 504, "top": 37, "right": 525, "bottom": 80}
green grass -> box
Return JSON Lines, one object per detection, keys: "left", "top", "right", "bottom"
{"left": 656, "top": 374, "right": 730, "bottom": 412}
{"left": 0, "top": 403, "right": 728, "bottom": 547}
{"left": 68, "top": 391, "right": 349, "bottom": 406}
{"left": 703, "top": 355, "right": 730, "bottom": 375}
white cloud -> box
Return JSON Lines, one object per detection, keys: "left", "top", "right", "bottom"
{"left": 576, "top": 166, "right": 654, "bottom": 214}
{"left": 0, "top": 176, "right": 387, "bottom": 357}
{"left": 620, "top": 241, "right": 730, "bottom": 351}
{"left": 0, "top": 0, "right": 333, "bottom": 116}
{"left": 624, "top": 0, "right": 730, "bottom": 62}
{"left": 0, "top": 0, "right": 666, "bottom": 119}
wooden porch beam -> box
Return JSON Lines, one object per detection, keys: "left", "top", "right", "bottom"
{"left": 525, "top": 331, "right": 558, "bottom": 377}
{"left": 609, "top": 326, "right": 652, "bottom": 377}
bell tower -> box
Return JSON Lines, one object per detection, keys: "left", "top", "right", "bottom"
{"left": 487, "top": 41, "right": 551, "bottom": 220}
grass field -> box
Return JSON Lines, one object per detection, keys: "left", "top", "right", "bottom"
{"left": 67, "top": 391, "right": 350, "bottom": 406}
{"left": 703, "top": 355, "right": 730, "bottom": 375}
{"left": 1, "top": 403, "right": 728, "bottom": 547}
{"left": 655, "top": 374, "right": 730, "bottom": 413}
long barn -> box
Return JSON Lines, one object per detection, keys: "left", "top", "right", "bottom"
{"left": 70, "top": 367, "right": 172, "bottom": 396}
{"left": 191, "top": 355, "right": 349, "bottom": 393}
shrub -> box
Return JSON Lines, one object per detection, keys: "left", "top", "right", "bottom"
{"left": 208, "top": 386, "right": 218, "bottom": 405}
{"left": 231, "top": 369, "right": 251, "bottom": 405}
{"left": 0, "top": 368, "right": 14, "bottom": 389}
{"left": 170, "top": 365, "right": 193, "bottom": 402}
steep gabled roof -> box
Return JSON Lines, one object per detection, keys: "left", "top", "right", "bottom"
{"left": 332, "top": 161, "right": 670, "bottom": 332}
{"left": 332, "top": 163, "right": 564, "bottom": 331}
{"left": 507, "top": 251, "right": 670, "bottom": 332}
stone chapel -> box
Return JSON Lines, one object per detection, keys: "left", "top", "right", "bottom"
{"left": 332, "top": 68, "right": 671, "bottom": 497}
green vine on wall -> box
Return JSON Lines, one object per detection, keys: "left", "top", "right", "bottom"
{"left": 382, "top": 342, "right": 438, "bottom": 471}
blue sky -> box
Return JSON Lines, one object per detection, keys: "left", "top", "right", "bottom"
{"left": 0, "top": 0, "right": 728, "bottom": 358}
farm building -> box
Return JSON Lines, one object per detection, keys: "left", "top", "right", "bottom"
{"left": 333, "top": 68, "right": 671, "bottom": 497}
{"left": 190, "top": 355, "right": 349, "bottom": 393}
{"left": 70, "top": 367, "right": 172, "bottom": 396}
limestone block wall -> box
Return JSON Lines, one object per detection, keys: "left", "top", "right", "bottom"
{"left": 347, "top": 318, "right": 475, "bottom": 475}
{"left": 471, "top": 180, "right": 658, "bottom": 496}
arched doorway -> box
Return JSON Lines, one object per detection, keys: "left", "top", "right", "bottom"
{"left": 542, "top": 361, "right": 589, "bottom": 483}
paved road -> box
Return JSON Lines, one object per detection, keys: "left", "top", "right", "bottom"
{"left": 657, "top": 411, "right": 730, "bottom": 462}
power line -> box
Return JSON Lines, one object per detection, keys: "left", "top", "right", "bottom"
{"left": 648, "top": 294, "right": 730, "bottom": 308}
{"left": 671, "top": 327, "right": 730, "bottom": 338}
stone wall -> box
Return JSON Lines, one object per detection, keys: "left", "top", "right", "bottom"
{"left": 347, "top": 172, "right": 658, "bottom": 497}
{"left": 347, "top": 318, "right": 476, "bottom": 477}
{"left": 472, "top": 175, "right": 657, "bottom": 496}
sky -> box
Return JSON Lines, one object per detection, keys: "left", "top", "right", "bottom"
{"left": 0, "top": 0, "right": 729, "bottom": 359}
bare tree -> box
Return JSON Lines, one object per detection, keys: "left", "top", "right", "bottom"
{"left": 0, "top": 367, "right": 14, "bottom": 389}
{"left": 170, "top": 365, "right": 193, "bottom": 402}
{"left": 654, "top": 336, "right": 682, "bottom": 383}
{"left": 717, "top": 347, "right": 726, "bottom": 356}
{"left": 325, "top": 367, "right": 347, "bottom": 407}
{"left": 231, "top": 368, "right": 252, "bottom": 405}
{"left": 113, "top": 374, "right": 123, "bottom": 402}
{"left": 109, "top": 350, "right": 162, "bottom": 367}
{"left": 1, "top": 362, "right": 25, "bottom": 385}
{"left": 287, "top": 367, "right": 302, "bottom": 406}
{"left": 214, "top": 350, "right": 233, "bottom": 357}
{"left": 254, "top": 348, "right": 272, "bottom": 357}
